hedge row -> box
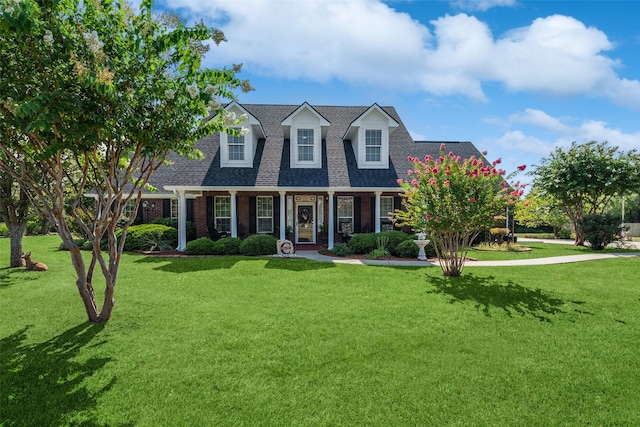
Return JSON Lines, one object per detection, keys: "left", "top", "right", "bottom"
{"left": 186, "top": 234, "right": 277, "bottom": 256}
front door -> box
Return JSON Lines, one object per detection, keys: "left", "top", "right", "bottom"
{"left": 296, "top": 204, "right": 315, "bottom": 244}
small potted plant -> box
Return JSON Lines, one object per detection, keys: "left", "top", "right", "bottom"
{"left": 319, "top": 223, "right": 329, "bottom": 245}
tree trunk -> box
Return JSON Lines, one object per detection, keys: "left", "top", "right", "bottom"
{"left": 9, "top": 222, "right": 26, "bottom": 267}
{"left": 435, "top": 232, "right": 465, "bottom": 277}
{"left": 101, "top": 284, "right": 116, "bottom": 321}
{"left": 67, "top": 243, "right": 117, "bottom": 323}
{"left": 67, "top": 246, "right": 102, "bottom": 323}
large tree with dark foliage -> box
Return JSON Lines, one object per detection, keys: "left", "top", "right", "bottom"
{"left": 530, "top": 141, "right": 640, "bottom": 246}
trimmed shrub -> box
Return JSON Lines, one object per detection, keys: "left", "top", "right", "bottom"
{"left": 151, "top": 217, "right": 197, "bottom": 241}
{"left": 348, "top": 231, "right": 411, "bottom": 255}
{"left": 240, "top": 234, "right": 277, "bottom": 256}
{"left": 424, "top": 240, "right": 439, "bottom": 258}
{"left": 395, "top": 239, "right": 419, "bottom": 258}
{"left": 26, "top": 221, "right": 49, "bottom": 235}
{"left": 117, "top": 224, "right": 177, "bottom": 251}
{"left": 331, "top": 243, "right": 351, "bottom": 257}
{"left": 213, "top": 237, "right": 242, "bottom": 255}
{"left": 377, "top": 230, "right": 412, "bottom": 256}
{"left": 185, "top": 237, "right": 216, "bottom": 255}
{"left": 578, "top": 213, "right": 622, "bottom": 251}
{"left": 58, "top": 239, "right": 87, "bottom": 251}
{"left": 0, "top": 222, "right": 9, "bottom": 237}
{"left": 347, "top": 233, "right": 377, "bottom": 254}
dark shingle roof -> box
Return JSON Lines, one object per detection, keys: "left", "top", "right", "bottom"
{"left": 147, "top": 104, "right": 482, "bottom": 193}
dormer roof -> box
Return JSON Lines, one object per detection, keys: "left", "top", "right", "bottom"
{"left": 343, "top": 103, "right": 399, "bottom": 141}
{"left": 281, "top": 102, "right": 331, "bottom": 138}
{"left": 225, "top": 101, "right": 266, "bottom": 139}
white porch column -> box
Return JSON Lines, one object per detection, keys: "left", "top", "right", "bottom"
{"left": 374, "top": 191, "right": 382, "bottom": 233}
{"left": 327, "top": 191, "right": 335, "bottom": 250}
{"left": 279, "top": 191, "right": 286, "bottom": 240}
{"left": 230, "top": 191, "right": 238, "bottom": 238}
{"left": 176, "top": 190, "right": 187, "bottom": 251}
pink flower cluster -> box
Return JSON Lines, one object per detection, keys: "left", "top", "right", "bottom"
{"left": 402, "top": 149, "right": 527, "bottom": 207}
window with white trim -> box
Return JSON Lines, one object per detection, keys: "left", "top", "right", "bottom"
{"left": 122, "top": 200, "right": 136, "bottom": 221}
{"left": 228, "top": 128, "right": 245, "bottom": 161}
{"left": 297, "top": 128, "right": 314, "bottom": 162}
{"left": 171, "top": 199, "right": 178, "bottom": 219}
{"left": 365, "top": 129, "right": 382, "bottom": 162}
{"left": 214, "top": 196, "right": 231, "bottom": 233}
{"left": 380, "top": 196, "right": 394, "bottom": 231}
{"left": 337, "top": 196, "right": 353, "bottom": 234}
{"left": 257, "top": 196, "right": 273, "bottom": 233}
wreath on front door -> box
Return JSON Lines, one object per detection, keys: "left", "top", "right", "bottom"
{"left": 298, "top": 208, "right": 310, "bottom": 223}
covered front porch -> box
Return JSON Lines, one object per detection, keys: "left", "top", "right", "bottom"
{"left": 164, "top": 186, "right": 402, "bottom": 251}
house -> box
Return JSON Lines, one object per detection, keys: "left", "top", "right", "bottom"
{"left": 136, "top": 102, "right": 483, "bottom": 250}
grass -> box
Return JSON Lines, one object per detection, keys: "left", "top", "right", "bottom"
{"left": 2, "top": 235, "right": 640, "bottom": 426}
{"left": 467, "top": 241, "right": 635, "bottom": 261}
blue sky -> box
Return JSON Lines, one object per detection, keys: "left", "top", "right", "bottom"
{"left": 156, "top": 0, "right": 640, "bottom": 187}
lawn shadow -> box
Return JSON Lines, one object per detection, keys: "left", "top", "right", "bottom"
{"left": 264, "top": 256, "right": 336, "bottom": 271}
{"left": 427, "top": 273, "right": 571, "bottom": 322}
{"left": 0, "top": 323, "right": 129, "bottom": 427}
{"left": 0, "top": 267, "right": 39, "bottom": 289}
{"left": 134, "top": 254, "right": 336, "bottom": 273}
{"left": 133, "top": 255, "right": 244, "bottom": 273}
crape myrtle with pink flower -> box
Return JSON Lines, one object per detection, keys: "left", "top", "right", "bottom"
{"left": 392, "top": 144, "right": 526, "bottom": 277}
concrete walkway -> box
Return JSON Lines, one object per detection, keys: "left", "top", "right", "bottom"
{"left": 295, "top": 238, "right": 640, "bottom": 267}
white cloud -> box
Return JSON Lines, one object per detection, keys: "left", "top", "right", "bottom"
{"left": 493, "top": 16, "right": 620, "bottom": 94}
{"left": 423, "top": 14, "right": 494, "bottom": 100}
{"left": 490, "top": 130, "right": 557, "bottom": 155}
{"left": 481, "top": 118, "right": 640, "bottom": 180}
{"left": 450, "top": 0, "right": 517, "bottom": 12}
{"left": 494, "top": 108, "right": 640, "bottom": 155}
{"left": 159, "top": 0, "right": 640, "bottom": 109}
{"left": 165, "top": 0, "right": 431, "bottom": 88}
{"left": 576, "top": 120, "right": 640, "bottom": 152}
{"left": 508, "top": 109, "right": 572, "bottom": 133}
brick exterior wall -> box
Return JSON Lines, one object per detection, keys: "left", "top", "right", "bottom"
{"left": 139, "top": 200, "right": 162, "bottom": 224}
{"left": 141, "top": 190, "right": 401, "bottom": 244}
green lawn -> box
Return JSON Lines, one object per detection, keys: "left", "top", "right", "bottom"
{"left": 468, "top": 241, "right": 635, "bottom": 261}
{"left": 2, "top": 236, "right": 639, "bottom": 426}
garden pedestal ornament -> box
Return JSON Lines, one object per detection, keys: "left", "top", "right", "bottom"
{"left": 414, "top": 233, "right": 430, "bottom": 261}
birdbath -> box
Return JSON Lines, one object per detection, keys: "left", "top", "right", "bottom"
{"left": 414, "top": 233, "right": 430, "bottom": 261}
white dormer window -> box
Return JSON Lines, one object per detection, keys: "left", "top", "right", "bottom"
{"left": 220, "top": 102, "right": 266, "bottom": 168}
{"left": 343, "top": 104, "right": 399, "bottom": 170}
{"left": 297, "top": 128, "right": 315, "bottom": 162}
{"left": 281, "top": 102, "right": 330, "bottom": 169}
{"left": 221, "top": 128, "right": 251, "bottom": 167}
{"left": 228, "top": 128, "right": 245, "bottom": 161}
{"left": 365, "top": 129, "right": 382, "bottom": 162}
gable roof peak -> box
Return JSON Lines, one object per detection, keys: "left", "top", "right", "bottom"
{"left": 343, "top": 103, "right": 399, "bottom": 140}
{"left": 281, "top": 101, "right": 331, "bottom": 126}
